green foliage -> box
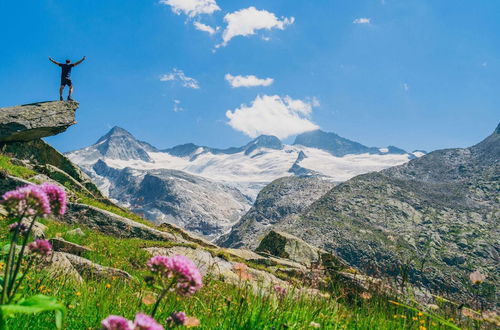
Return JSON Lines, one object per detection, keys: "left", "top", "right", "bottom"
{"left": 0, "top": 295, "right": 65, "bottom": 329}
{"left": 0, "top": 155, "right": 36, "bottom": 179}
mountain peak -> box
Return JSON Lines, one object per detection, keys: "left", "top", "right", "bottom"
{"left": 97, "top": 126, "right": 134, "bottom": 143}
{"left": 243, "top": 135, "right": 283, "bottom": 155}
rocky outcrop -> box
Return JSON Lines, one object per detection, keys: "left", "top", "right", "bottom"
{"left": 217, "top": 176, "right": 335, "bottom": 249}
{"left": 0, "top": 101, "right": 78, "bottom": 142}
{"left": 145, "top": 246, "right": 289, "bottom": 292}
{"left": 277, "top": 123, "right": 500, "bottom": 307}
{"left": 65, "top": 203, "right": 185, "bottom": 243}
{"left": 255, "top": 230, "right": 326, "bottom": 267}
{"left": 2, "top": 139, "right": 103, "bottom": 199}
{"left": 43, "top": 252, "right": 133, "bottom": 283}
{"left": 49, "top": 238, "right": 91, "bottom": 256}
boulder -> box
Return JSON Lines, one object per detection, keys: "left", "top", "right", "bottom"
{"left": 255, "top": 230, "right": 325, "bottom": 266}
{"left": 49, "top": 237, "right": 91, "bottom": 256}
{"left": 0, "top": 101, "right": 78, "bottom": 142}
{"left": 144, "top": 246, "right": 289, "bottom": 291}
{"left": 62, "top": 253, "right": 133, "bottom": 280}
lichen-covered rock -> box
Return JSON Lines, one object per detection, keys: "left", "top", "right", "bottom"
{"left": 255, "top": 230, "right": 325, "bottom": 267}
{"left": 61, "top": 252, "right": 132, "bottom": 280}
{"left": 49, "top": 237, "right": 91, "bottom": 256}
{"left": 0, "top": 101, "right": 78, "bottom": 142}
{"left": 217, "top": 176, "right": 335, "bottom": 249}
{"left": 144, "top": 246, "right": 289, "bottom": 291}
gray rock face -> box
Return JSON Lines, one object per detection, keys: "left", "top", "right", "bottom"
{"left": 294, "top": 129, "right": 409, "bottom": 157}
{"left": 255, "top": 230, "right": 325, "bottom": 267}
{"left": 217, "top": 176, "right": 335, "bottom": 249}
{"left": 278, "top": 124, "right": 500, "bottom": 306}
{"left": 0, "top": 101, "right": 78, "bottom": 142}
{"left": 92, "top": 161, "right": 252, "bottom": 240}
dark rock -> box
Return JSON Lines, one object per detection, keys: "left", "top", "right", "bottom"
{"left": 49, "top": 237, "right": 91, "bottom": 256}
{"left": 0, "top": 101, "right": 78, "bottom": 142}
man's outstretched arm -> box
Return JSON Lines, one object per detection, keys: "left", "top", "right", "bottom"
{"left": 73, "top": 56, "right": 87, "bottom": 66}
{"left": 48, "top": 57, "right": 61, "bottom": 66}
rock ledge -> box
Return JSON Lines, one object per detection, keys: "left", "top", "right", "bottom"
{"left": 0, "top": 101, "right": 78, "bottom": 142}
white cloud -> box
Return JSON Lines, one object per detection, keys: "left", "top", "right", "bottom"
{"left": 402, "top": 83, "right": 409, "bottom": 92}
{"left": 353, "top": 18, "right": 371, "bottom": 24}
{"left": 193, "top": 21, "right": 217, "bottom": 35}
{"left": 173, "top": 99, "right": 184, "bottom": 112}
{"left": 225, "top": 95, "right": 319, "bottom": 139}
{"left": 225, "top": 74, "right": 274, "bottom": 88}
{"left": 160, "top": 69, "right": 200, "bottom": 89}
{"left": 160, "top": 0, "right": 220, "bottom": 17}
{"left": 220, "top": 7, "right": 294, "bottom": 47}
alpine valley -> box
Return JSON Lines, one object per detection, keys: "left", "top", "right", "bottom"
{"left": 67, "top": 127, "right": 423, "bottom": 240}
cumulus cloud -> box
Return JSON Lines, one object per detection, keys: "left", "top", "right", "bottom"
{"left": 353, "top": 18, "right": 371, "bottom": 24}
{"left": 225, "top": 74, "right": 274, "bottom": 88}
{"left": 193, "top": 21, "right": 217, "bottom": 35}
{"left": 173, "top": 99, "right": 184, "bottom": 112}
{"left": 160, "top": 69, "right": 200, "bottom": 89}
{"left": 226, "top": 95, "right": 319, "bottom": 139}
{"left": 160, "top": 0, "right": 220, "bottom": 17}
{"left": 220, "top": 7, "right": 294, "bottom": 47}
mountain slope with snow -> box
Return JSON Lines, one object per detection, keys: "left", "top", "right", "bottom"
{"left": 67, "top": 127, "right": 423, "bottom": 239}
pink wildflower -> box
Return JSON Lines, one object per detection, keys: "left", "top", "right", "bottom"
{"left": 101, "top": 315, "right": 133, "bottom": 330}
{"left": 40, "top": 183, "right": 67, "bottom": 215}
{"left": 166, "top": 311, "right": 187, "bottom": 326}
{"left": 133, "top": 313, "right": 164, "bottom": 330}
{"left": 28, "top": 239, "right": 52, "bottom": 256}
{"left": 9, "top": 222, "right": 28, "bottom": 234}
{"left": 2, "top": 185, "right": 51, "bottom": 216}
{"left": 274, "top": 285, "right": 287, "bottom": 299}
{"left": 147, "top": 255, "right": 202, "bottom": 296}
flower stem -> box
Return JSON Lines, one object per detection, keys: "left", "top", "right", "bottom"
{"left": 7, "top": 215, "right": 37, "bottom": 297}
{"left": 151, "top": 280, "right": 175, "bottom": 318}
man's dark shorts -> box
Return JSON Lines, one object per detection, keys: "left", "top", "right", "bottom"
{"left": 61, "top": 78, "right": 72, "bottom": 87}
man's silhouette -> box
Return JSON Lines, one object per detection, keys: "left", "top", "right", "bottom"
{"left": 49, "top": 56, "right": 86, "bottom": 101}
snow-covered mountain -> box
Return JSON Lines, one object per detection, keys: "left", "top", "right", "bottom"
{"left": 67, "top": 127, "right": 423, "bottom": 239}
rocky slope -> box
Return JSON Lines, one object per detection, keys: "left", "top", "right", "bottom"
{"left": 273, "top": 123, "right": 500, "bottom": 306}
{"left": 92, "top": 160, "right": 251, "bottom": 240}
{"left": 217, "top": 176, "right": 335, "bottom": 249}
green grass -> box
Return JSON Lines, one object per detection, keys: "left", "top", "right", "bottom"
{"left": 0, "top": 218, "right": 480, "bottom": 329}
{"left": 0, "top": 154, "right": 36, "bottom": 179}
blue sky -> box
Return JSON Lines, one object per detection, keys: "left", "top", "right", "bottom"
{"left": 0, "top": 0, "right": 498, "bottom": 153}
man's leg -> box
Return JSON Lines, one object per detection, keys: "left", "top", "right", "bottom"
{"left": 68, "top": 85, "right": 74, "bottom": 101}
{"left": 59, "top": 85, "right": 64, "bottom": 101}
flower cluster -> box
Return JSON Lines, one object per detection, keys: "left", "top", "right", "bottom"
{"left": 274, "top": 285, "right": 287, "bottom": 299}
{"left": 2, "top": 185, "right": 51, "bottom": 216}
{"left": 1, "top": 183, "right": 67, "bottom": 216}
{"left": 9, "top": 222, "right": 28, "bottom": 234}
{"left": 28, "top": 239, "right": 53, "bottom": 256}
{"left": 40, "top": 183, "right": 67, "bottom": 215}
{"left": 147, "top": 255, "right": 202, "bottom": 296}
{"left": 166, "top": 311, "right": 186, "bottom": 326}
{"left": 101, "top": 313, "right": 163, "bottom": 330}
